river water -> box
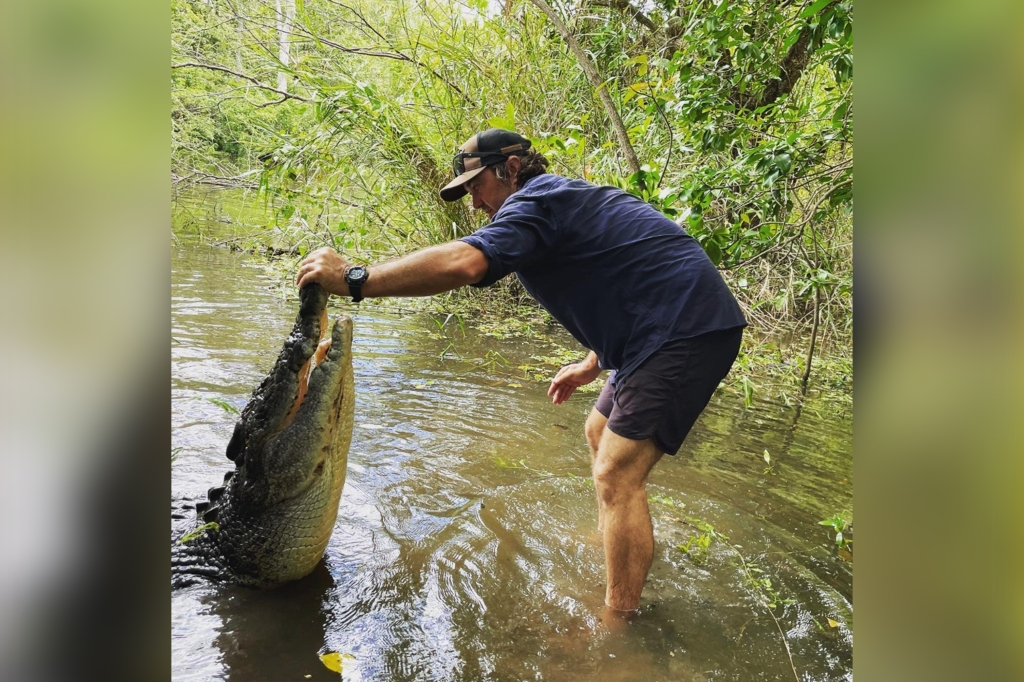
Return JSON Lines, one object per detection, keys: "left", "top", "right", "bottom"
{"left": 171, "top": 219, "right": 852, "bottom": 681}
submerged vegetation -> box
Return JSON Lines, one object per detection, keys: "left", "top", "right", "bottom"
{"left": 172, "top": 0, "right": 852, "bottom": 389}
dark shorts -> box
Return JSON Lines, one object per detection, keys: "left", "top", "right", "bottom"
{"left": 594, "top": 327, "right": 743, "bottom": 455}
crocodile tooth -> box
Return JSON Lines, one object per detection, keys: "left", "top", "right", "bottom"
{"left": 225, "top": 421, "right": 245, "bottom": 462}
{"left": 207, "top": 486, "right": 225, "bottom": 504}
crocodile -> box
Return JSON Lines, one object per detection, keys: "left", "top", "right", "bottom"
{"left": 172, "top": 284, "right": 354, "bottom": 589}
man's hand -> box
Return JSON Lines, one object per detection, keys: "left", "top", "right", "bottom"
{"left": 548, "top": 353, "right": 602, "bottom": 405}
{"left": 296, "top": 247, "right": 352, "bottom": 295}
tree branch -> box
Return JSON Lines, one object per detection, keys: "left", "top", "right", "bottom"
{"left": 736, "top": 0, "right": 837, "bottom": 111}
{"left": 752, "top": 28, "right": 812, "bottom": 109}
{"left": 172, "top": 62, "right": 311, "bottom": 102}
{"left": 593, "top": 0, "right": 657, "bottom": 32}
{"left": 527, "top": 0, "right": 640, "bottom": 174}
{"left": 311, "top": 0, "right": 470, "bottom": 101}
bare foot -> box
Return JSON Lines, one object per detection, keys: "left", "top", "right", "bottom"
{"left": 598, "top": 602, "right": 639, "bottom": 634}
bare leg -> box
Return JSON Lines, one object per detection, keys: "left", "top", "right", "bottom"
{"left": 592, "top": 428, "right": 663, "bottom": 611}
{"left": 584, "top": 408, "right": 608, "bottom": 531}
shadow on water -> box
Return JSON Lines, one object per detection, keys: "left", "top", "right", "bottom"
{"left": 172, "top": 197, "right": 852, "bottom": 682}
{"left": 208, "top": 563, "right": 338, "bottom": 682}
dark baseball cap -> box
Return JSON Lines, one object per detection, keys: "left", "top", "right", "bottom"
{"left": 439, "top": 128, "right": 532, "bottom": 202}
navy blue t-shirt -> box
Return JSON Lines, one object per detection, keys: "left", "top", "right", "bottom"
{"left": 459, "top": 174, "right": 747, "bottom": 380}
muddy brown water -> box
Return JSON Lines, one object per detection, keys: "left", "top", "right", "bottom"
{"left": 172, "top": 226, "right": 852, "bottom": 681}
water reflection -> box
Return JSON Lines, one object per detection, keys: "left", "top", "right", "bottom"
{"left": 212, "top": 564, "right": 337, "bottom": 682}
{"left": 172, "top": 232, "right": 852, "bottom": 681}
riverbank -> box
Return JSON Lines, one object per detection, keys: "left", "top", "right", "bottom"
{"left": 172, "top": 184, "right": 853, "bottom": 421}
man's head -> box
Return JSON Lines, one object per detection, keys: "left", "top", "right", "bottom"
{"left": 440, "top": 128, "right": 549, "bottom": 217}
{"left": 440, "top": 128, "right": 531, "bottom": 200}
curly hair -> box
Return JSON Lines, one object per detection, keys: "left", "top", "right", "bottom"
{"left": 516, "top": 149, "right": 550, "bottom": 185}
{"left": 493, "top": 149, "right": 549, "bottom": 188}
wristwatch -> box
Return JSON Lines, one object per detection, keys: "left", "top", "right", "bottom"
{"left": 343, "top": 265, "right": 369, "bottom": 303}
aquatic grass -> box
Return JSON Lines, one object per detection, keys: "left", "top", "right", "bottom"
{"left": 819, "top": 514, "right": 852, "bottom": 551}
{"left": 209, "top": 397, "right": 241, "bottom": 415}
{"left": 648, "top": 493, "right": 803, "bottom": 682}
{"left": 673, "top": 516, "right": 801, "bottom": 682}
{"left": 178, "top": 521, "right": 220, "bottom": 545}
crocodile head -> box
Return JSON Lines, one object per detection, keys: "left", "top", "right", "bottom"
{"left": 174, "top": 284, "right": 354, "bottom": 588}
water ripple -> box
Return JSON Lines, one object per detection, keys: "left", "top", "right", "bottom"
{"left": 172, "top": 238, "right": 852, "bottom": 682}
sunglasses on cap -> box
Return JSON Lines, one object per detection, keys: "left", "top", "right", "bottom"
{"left": 451, "top": 141, "right": 530, "bottom": 176}
{"left": 451, "top": 151, "right": 509, "bottom": 176}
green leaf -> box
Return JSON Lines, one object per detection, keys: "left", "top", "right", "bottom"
{"left": 800, "top": 0, "right": 834, "bottom": 19}
{"left": 703, "top": 239, "right": 722, "bottom": 265}
{"left": 763, "top": 449, "right": 771, "bottom": 464}
{"left": 741, "top": 375, "right": 754, "bottom": 407}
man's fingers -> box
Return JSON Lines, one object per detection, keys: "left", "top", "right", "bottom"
{"left": 295, "top": 264, "right": 314, "bottom": 287}
{"left": 548, "top": 368, "right": 571, "bottom": 396}
{"left": 550, "top": 383, "right": 575, "bottom": 404}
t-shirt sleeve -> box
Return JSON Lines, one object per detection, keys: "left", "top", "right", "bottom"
{"left": 458, "top": 197, "right": 555, "bottom": 287}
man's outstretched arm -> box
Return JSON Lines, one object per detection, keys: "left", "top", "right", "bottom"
{"left": 296, "top": 241, "right": 489, "bottom": 298}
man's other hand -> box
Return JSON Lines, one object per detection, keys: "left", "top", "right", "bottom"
{"left": 548, "top": 357, "right": 602, "bottom": 404}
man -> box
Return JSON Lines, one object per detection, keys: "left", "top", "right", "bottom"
{"left": 296, "top": 128, "right": 747, "bottom": 613}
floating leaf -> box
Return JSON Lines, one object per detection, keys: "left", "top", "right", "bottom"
{"left": 319, "top": 651, "right": 354, "bottom": 673}
{"left": 763, "top": 449, "right": 771, "bottom": 464}
{"left": 827, "top": 618, "right": 840, "bottom": 628}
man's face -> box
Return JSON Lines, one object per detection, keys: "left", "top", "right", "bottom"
{"left": 465, "top": 165, "right": 515, "bottom": 219}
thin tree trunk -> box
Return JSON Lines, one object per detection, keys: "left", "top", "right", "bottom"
{"left": 801, "top": 285, "right": 821, "bottom": 392}
{"left": 527, "top": 0, "right": 640, "bottom": 174}
{"left": 276, "top": 0, "right": 295, "bottom": 93}
{"left": 235, "top": 12, "right": 246, "bottom": 85}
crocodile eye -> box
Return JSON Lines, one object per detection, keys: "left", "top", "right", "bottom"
{"left": 226, "top": 421, "right": 245, "bottom": 462}
{"left": 313, "top": 460, "right": 325, "bottom": 476}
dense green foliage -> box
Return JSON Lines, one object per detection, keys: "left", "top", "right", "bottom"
{"left": 172, "top": 0, "right": 852, "bottom": 345}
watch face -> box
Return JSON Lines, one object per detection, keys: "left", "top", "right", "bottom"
{"left": 346, "top": 266, "right": 367, "bottom": 282}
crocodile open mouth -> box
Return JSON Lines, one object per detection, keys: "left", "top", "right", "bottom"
{"left": 279, "top": 307, "right": 333, "bottom": 432}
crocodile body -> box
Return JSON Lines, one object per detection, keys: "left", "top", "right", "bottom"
{"left": 172, "top": 284, "right": 354, "bottom": 589}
